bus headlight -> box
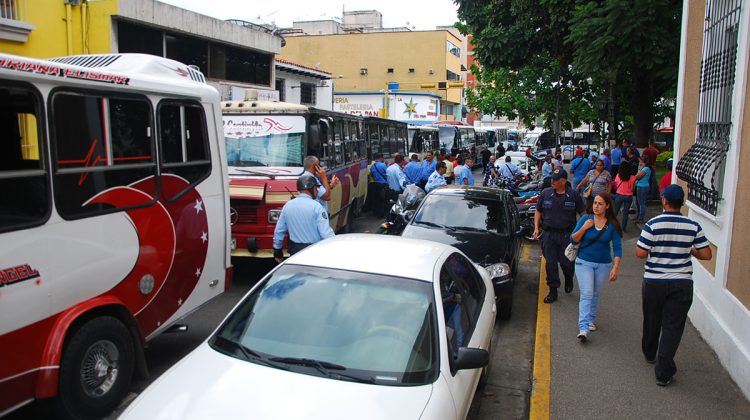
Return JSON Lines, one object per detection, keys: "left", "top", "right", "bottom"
{"left": 268, "top": 209, "right": 281, "bottom": 224}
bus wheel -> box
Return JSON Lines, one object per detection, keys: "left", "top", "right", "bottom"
{"left": 57, "top": 316, "right": 135, "bottom": 420}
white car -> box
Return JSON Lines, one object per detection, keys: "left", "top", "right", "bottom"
{"left": 120, "top": 234, "right": 497, "bottom": 420}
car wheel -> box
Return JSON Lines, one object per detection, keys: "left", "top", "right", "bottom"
{"left": 56, "top": 316, "right": 135, "bottom": 420}
{"left": 498, "top": 292, "right": 514, "bottom": 320}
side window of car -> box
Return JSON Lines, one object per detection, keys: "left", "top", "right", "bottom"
{"left": 439, "top": 253, "right": 486, "bottom": 352}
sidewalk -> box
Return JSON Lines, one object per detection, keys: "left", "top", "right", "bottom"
{"left": 537, "top": 203, "right": 750, "bottom": 419}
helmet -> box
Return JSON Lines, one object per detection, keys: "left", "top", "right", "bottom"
{"left": 297, "top": 174, "right": 318, "bottom": 192}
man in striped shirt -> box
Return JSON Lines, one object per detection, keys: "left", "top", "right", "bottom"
{"left": 635, "top": 184, "right": 712, "bottom": 386}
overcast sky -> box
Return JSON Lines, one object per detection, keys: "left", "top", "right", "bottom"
{"left": 160, "top": 0, "right": 460, "bottom": 30}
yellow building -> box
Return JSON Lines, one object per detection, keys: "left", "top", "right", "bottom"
{"left": 282, "top": 29, "right": 465, "bottom": 121}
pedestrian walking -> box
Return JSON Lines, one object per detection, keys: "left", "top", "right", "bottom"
{"left": 634, "top": 157, "right": 651, "bottom": 224}
{"left": 635, "top": 184, "right": 712, "bottom": 386}
{"left": 611, "top": 163, "right": 636, "bottom": 232}
{"left": 570, "top": 150, "right": 591, "bottom": 192}
{"left": 534, "top": 168, "right": 586, "bottom": 303}
{"left": 576, "top": 159, "right": 612, "bottom": 201}
{"left": 611, "top": 142, "right": 622, "bottom": 177}
{"left": 569, "top": 193, "right": 623, "bottom": 341}
{"left": 273, "top": 174, "right": 335, "bottom": 262}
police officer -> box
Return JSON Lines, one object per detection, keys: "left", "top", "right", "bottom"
{"left": 303, "top": 155, "right": 339, "bottom": 215}
{"left": 533, "top": 168, "right": 586, "bottom": 303}
{"left": 273, "top": 174, "right": 335, "bottom": 263}
{"left": 386, "top": 154, "right": 409, "bottom": 203}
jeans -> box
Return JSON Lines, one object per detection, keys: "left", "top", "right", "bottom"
{"left": 613, "top": 194, "right": 634, "bottom": 231}
{"left": 575, "top": 258, "right": 611, "bottom": 334}
{"left": 642, "top": 281, "right": 693, "bottom": 382}
{"left": 636, "top": 186, "right": 649, "bottom": 222}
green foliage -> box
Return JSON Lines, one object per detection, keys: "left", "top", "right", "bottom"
{"left": 656, "top": 150, "right": 673, "bottom": 166}
{"left": 456, "top": 0, "right": 682, "bottom": 146}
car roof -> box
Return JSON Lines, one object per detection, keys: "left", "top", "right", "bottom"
{"left": 286, "top": 234, "right": 453, "bottom": 282}
{"left": 429, "top": 185, "right": 513, "bottom": 200}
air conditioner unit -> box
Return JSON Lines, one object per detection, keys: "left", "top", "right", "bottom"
{"left": 428, "top": 69, "right": 434, "bottom": 75}
{"left": 360, "top": 68, "right": 368, "bottom": 76}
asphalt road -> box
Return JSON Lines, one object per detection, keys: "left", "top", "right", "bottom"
{"left": 11, "top": 194, "right": 539, "bottom": 419}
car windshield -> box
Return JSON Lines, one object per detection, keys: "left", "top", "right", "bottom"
{"left": 414, "top": 193, "right": 509, "bottom": 234}
{"left": 224, "top": 115, "right": 306, "bottom": 167}
{"left": 211, "top": 265, "right": 438, "bottom": 385}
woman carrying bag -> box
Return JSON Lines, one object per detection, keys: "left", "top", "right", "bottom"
{"left": 634, "top": 156, "right": 652, "bottom": 225}
{"left": 611, "top": 164, "right": 636, "bottom": 232}
{"left": 570, "top": 193, "right": 623, "bottom": 342}
{"left": 576, "top": 159, "right": 611, "bottom": 201}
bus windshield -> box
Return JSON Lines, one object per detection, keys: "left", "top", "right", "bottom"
{"left": 224, "top": 115, "right": 306, "bottom": 167}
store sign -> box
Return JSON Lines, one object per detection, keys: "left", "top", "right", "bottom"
{"left": 333, "top": 95, "right": 382, "bottom": 117}
{"left": 333, "top": 93, "right": 440, "bottom": 122}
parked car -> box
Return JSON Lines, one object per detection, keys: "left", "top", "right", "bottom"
{"left": 120, "top": 234, "right": 496, "bottom": 420}
{"left": 400, "top": 186, "right": 525, "bottom": 319}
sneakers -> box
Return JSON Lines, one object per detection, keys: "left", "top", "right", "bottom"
{"left": 656, "top": 377, "right": 673, "bottom": 387}
{"left": 543, "top": 288, "right": 558, "bottom": 304}
{"left": 577, "top": 331, "right": 588, "bottom": 342}
{"left": 588, "top": 322, "right": 597, "bottom": 331}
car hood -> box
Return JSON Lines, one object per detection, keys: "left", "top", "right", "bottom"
{"left": 401, "top": 224, "right": 509, "bottom": 266}
{"left": 120, "top": 343, "right": 434, "bottom": 420}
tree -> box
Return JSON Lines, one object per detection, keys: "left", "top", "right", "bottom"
{"left": 457, "top": 0, "right": 681, "bottom": 147}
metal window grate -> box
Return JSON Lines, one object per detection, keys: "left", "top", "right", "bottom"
{"left": 676, "top": 0, "right": 742, "bottom": 215}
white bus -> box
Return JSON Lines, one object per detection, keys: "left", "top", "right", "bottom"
{"left": 0, "top": 53, "right": 232, "bottom": 419}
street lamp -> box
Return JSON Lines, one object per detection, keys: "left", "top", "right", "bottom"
{"left": 552, "top": 80, "right": 561, "bottom": 147}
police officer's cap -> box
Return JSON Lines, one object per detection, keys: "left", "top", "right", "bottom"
{"left": 297, "top": 174, "right": 318, "bottom": 192}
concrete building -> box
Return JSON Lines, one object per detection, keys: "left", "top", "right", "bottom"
{"left": 274, "top": 58, "right": 333, "bottom": 110}
{"left": 0, "top": 0, "right": 283, "bottom": 99}
{"left": 282, "top": 27, "right": 466, "bottom": 122}
{"left": 673, "top": 0, "right": 750, "bottom": 399}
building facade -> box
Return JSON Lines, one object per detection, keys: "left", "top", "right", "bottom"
{"left": 281, "top": 28, "right": 465, "bottom": 121}
{"left": 673, "top": 0, "right": 750, "bottom": 398}
{"left": 0, "top": 0, "right": 283, "bottom": 98}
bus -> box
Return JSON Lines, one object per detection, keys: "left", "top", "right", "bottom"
{"left": 520, "top": 130, "right": 557, "bottom": 153}
{"left": 561, "top": 130, "right": 600, "bottom": 161}
{"left": 0, "top": 53, "right": 232, "bottom": 419}
{"left": 434, "top": 122, "right": 477, "bottom": 159}
{"left": 224, "top": 102, "right": 370, "bottom": 258}
{"left": 407, "top": 124, "right": 440, "bottom": 159}
{"left": 364, "top": 116, "right": 408, "bottom": 161}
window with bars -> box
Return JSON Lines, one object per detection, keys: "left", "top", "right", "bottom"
{"left": 276, "top": 78, "right": 285, "bottom": 102}
{"left": 300, "top": 83, "right": 316, "bottom": 105}
{"left": 676, "top": 0, "right": 742, "bottom": 215}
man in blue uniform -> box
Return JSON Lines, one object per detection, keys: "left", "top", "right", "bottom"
{"left": 497, "top": 156, "right": 522, "bottom": 182}
{"left": 386, "top": 154, "right": 409, "bottom": 203}
{"left": 303, "top": 155, "right": 339, "bottom": 215}
{"left": 403, "top": 154, "right": 422, "bottom": 185}
{"left": 370, "top": 153, "right": 388, "bottom": 217}
{"left": 419, "top": 151, "right": 436, "bottom": 189}
{"left": 455, "top": 157, "right": 475, "bottom": 186}
{"left": 533, "top": 168, "right": 586, "bottom": 303}
{"left": 273, "top": 174, "right": 335, "bottom": 262}
{"left": 425, "top": 161, "right": 447, "bottom": 192}
{"left": 541, "top": 154, "right": 554, "bottom": 188}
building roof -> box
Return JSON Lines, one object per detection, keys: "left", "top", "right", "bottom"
{"left": 275, "top": 57, "right": 332, "bottom": 79}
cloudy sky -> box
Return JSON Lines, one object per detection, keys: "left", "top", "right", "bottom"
{"left": 160, "top": 0, "right": 460, "bottom": 30}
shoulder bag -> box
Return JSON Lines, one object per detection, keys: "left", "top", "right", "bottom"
{"left": 582, "top": 172, "right": 602, "bottom": 199}
{"left": 565, "top": 217, "right": 608, "bottom": 261}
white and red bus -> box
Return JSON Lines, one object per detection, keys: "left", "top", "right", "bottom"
{"left": 0, "top": 53, "right": 232, "bottom": 418}
{"left": 223, "top": 101, "right": 375, "bottom": 258}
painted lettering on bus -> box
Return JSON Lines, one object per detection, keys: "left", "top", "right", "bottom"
{"left": 0, "top": 264, "right": 40, "bottom": 287}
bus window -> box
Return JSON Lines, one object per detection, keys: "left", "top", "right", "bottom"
{"left": 159, "top": 102, "right": 212, "bottom": 200}
{"left": 52, "top": 92, "right": 156, "bottom": 219}
{"left": 0, "top": 83, "right": 49, "bottom": 233}
{"left": 380, "top": 125, "right": 391, "bottom": 157}
{"left": 369, "top": 123, "right": 380, "bottom": 157}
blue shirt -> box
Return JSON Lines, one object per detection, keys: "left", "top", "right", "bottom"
{"left": 611, "top": 147, "right": 622, "bottom": 165}
{"left": 420, "top": 159, "right": 436, "bottom": 181}
{"left": 425, "top": 170, "right": 447, "bottom": 192}
{"left": 570, "top": 157, "right": 591, "bottom": 181}
{"left": 497, "top": 161, "right": 521, "bottom": 179}
{"left": 455, "top": 164, "right": 475, "bottom": 186}
{"left": 371, "top": 161, "right": 388, "bottom": 184}
{"left": 636, "top": 166, "right": 651, "bottom": 188}
{"left": 273, "top": 194, "right": 334, "bottom": 249}
{"left": 403, "top": 160, "right": 422, "bottom": 184}
{"left": 542, "top": 162, "right": 553, "bottom": 179}
{"left": 601, "top": 155, "right": 611, "bottom": 173}
{"left": 570, "top": 215, "right": 623, "bottom": 264}
{"left": 386, "top": 163, "right": 408, "bottom": 191}
{"left": 637, "top": 212, "right": 709, "bottom": 282}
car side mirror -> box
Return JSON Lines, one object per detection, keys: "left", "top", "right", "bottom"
{"left": 453, "top": 347, "right": 489, "bottom": 372}
{"left": 402, "top": 210, "right": 415, "bottom": 222}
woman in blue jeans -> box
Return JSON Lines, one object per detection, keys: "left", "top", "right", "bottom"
{"left": 634, "top": 157, "right": 652, "bottom": 224}
{"left": 570, "top": 193, "right": 623, "bottom": 341}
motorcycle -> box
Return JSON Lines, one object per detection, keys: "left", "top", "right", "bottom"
{"left": 379, "top": 184, "right": 426, "bottom": 235}
{"left": 515, "top": 193, "right": 540, "bottom": 241}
